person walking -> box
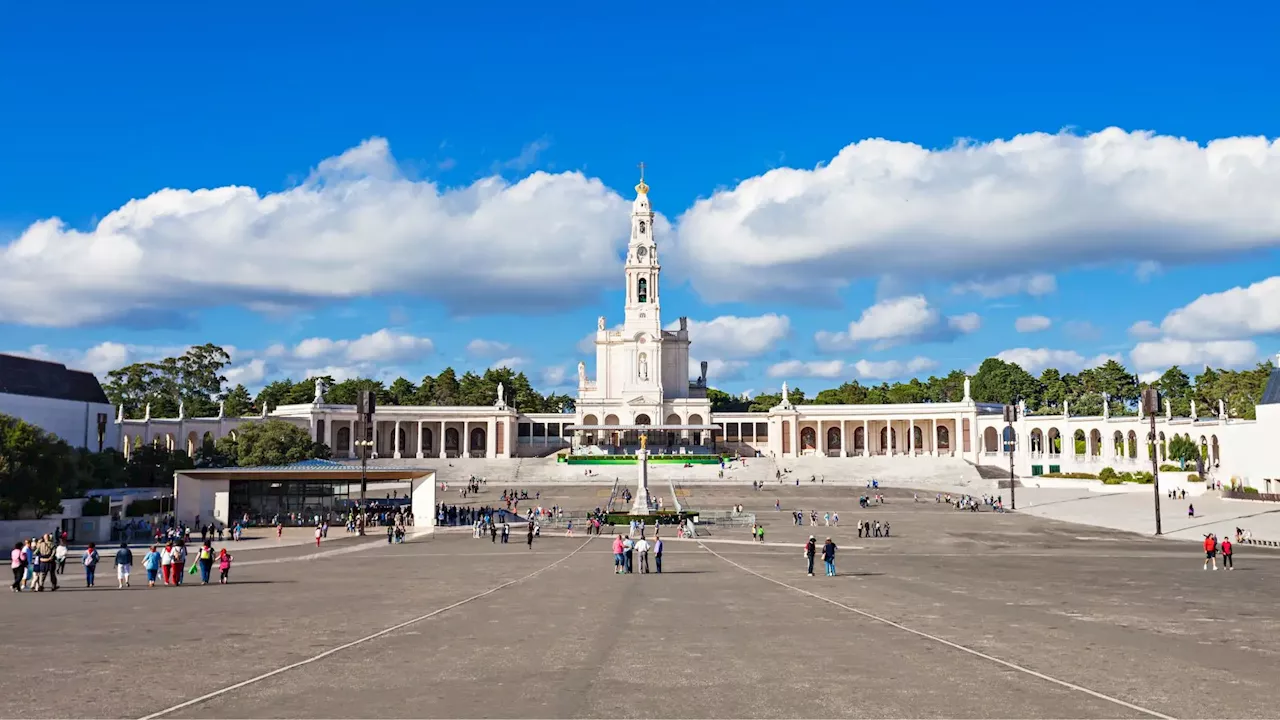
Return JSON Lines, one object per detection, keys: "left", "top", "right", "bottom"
{"left": 804, "top": 536, "right": 817, "bottom": 576}
{"left": 653, "top": 536, "right": 663, "bottom": 574}
{"left": 115, "top": 542, "right": 134, "bottom": 588}
{"left": 82, "top": 542, "right": 100, "bottom": 587}
{"left": 173, "top": 541, "right": 188, "bottom": 585}
{"left": 55, "top": 540, "right": 68, "bottom": 575}
{"left": 142, "top": 545, "right": 160, "bottom": 587}
{"left": 316, "top": 526, "right": 323, "bottom": 547}
{"left": 35, "top": 533, "right": 58, "bottom": 591}
{"left": 218, "top": 548, "right": 234, "bottom": 584}
{"left": 10, "top": 542, "right": 23, "bottom": 592}
{"left": 526, "top": 522, "right": 534, "bottom": 549}
{"left": 159, "top": 542, "right": 174, "bottom": 585}
{"left": 196, "top": 542, "right": 215, "bottom": 585}
{"left": 612, "top": 534, "right": 625, "bottom": 574}
{"left": 822, "top": 537, "right": 837, "bottom": 577}
{"left": 1203, "top": 534, "right": 1218, "bottom": 570}
{"left": 623, "top": 535, "right": 634, "bottom": 574}
{"left": 1221, "top": 535, "right": 1234, "bottom": 570}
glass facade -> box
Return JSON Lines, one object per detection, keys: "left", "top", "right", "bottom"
{"left": 229, "top": 480, "right": 348, "bottom": 523}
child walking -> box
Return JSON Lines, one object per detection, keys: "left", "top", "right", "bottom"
{"left": 218, "top": 548, "right": 234, "bottom": 584}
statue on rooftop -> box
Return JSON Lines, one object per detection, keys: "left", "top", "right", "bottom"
{"left": 495, "top": 382, "right": 506, "bottom": 408}
{"left": 598, "top": 316, "right": 606, "bottom": 331}
{"left": 963, "top": 376, "right": 971, "bottom": 401}
{"left": 314, "top": 378, "right": 326, "bottom": 404}
{"left": 578, "top": 361, "right": 587, "bottom": 386}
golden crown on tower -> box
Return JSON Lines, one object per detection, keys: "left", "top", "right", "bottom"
{"left": 636, "top": 161, "right": 649, "bottom": 195}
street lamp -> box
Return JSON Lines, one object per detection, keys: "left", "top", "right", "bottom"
{"left": 1142, "top": 387, "right": 1162, "bottom": 535}
{"left": 355, "top": 389, "right": 377, "bottom": 536}
{"left": 1003, "top": 404, "right": 1018, "bottom": 510}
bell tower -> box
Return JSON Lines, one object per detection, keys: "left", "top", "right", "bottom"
{"left": 624, "top": 163, "right": 661, "bottom": 334}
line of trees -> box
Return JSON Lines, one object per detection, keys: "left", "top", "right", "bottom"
{"left": 711, "top": 358, "right": 1276, "bottom": 420}
{"left": 104, "top": 345, "right": 575, "bottom": 419}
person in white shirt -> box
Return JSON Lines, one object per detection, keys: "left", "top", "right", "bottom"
{"left": 634, "top": 537, "right": 651, "bottom": 573}
{"left": 159, "top": 544, "right": 174, "bottom": 586}
{"left": 54, "top": 542, "right": 68, "bottom": 575}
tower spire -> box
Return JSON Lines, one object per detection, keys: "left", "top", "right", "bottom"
{"left": 636, "top": 161, "right": 649, "bottom": 196}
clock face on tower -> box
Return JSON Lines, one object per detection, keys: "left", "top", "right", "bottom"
{"left": 637, "top": 246, "right": 647, "bottom": 259}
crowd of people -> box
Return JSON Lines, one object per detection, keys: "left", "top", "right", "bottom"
{"left": 10, "top": 536, "right": 235, "bottom": 592}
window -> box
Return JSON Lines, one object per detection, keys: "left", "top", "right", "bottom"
{"left": 638, "top": 277, "right": 648, "bottom": 303}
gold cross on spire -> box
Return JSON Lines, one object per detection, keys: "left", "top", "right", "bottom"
{"left": 635, "top": 162, "right": 649, "bottom": 195}
{"left": 638, "top": 161, "right": 645, "bottom": 182}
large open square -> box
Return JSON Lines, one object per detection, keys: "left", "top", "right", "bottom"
{"left": 4, "top": 482, "right": 1278, "bottom": 720}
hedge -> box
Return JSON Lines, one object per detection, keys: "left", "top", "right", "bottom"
{"left": 1241, "top": 486, "right": 1259, "bottom": 494}
{"left": 81, "top": 498, "right": 109, "bottom": 516}
{"left": 1041, "top": 472, "right": 1098, "bottom": 479}
{"left": 602, "top": 511, "right": 694, "bottom": 526}
{"left": 1186, "top": 473, "right": 1202, "bottom": 482}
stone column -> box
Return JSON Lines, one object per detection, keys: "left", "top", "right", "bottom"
{"left": 438, "top": 421, "right": 447, "bottom": 459}
{"left": 789, "top": 418, "right": 799, "bottom": 459}
{"left": 908, "top": 420, "right": 915, "bottom": 456}
{"left": 887, "top": 420, "right": 894, "bottom": 456}
{"left": 929, "top": 419, "right": 936, "bottom": 456}
{"left": 348, "top": 419, "right": 356, "bottom": 458}
{"left": 841, "top": 421, "right": 848, "bottom": 457}
{"left": 487, "top": 418, "right": 497, "bottom": 458}
{"left": 394, "top": 420, "right": 402, "bottom": 459}
{"left": 416, "top": 421, "right": 424, "bottom": 459}
{"left": 863, "top": 419, "right": 869, "bottom": 457}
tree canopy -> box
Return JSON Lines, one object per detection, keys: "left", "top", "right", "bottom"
{"left": 710, "top": 358, "right": 1275, "bottom": 420}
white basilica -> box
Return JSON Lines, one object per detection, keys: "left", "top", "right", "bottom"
{"left": 115, "top": 171, "right": 1280, "bottom": 491}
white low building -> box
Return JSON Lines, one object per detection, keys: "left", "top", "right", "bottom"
{"left": 115, "top": 174, "right": 1280, "bottom": 491}
{"left": 0, "top": 353, "right": 119, "bottom": 452}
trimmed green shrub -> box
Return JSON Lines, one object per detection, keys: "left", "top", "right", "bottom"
{"left": 1159, "top": 464, "right": 1183, "bottom": 472}
{"left": 1041, "top": 472, "right": 1098, "bottom": 479}
{"left": 1241, "top": 486, "right": 1259, "bottom": 494}
{"left": 1186, "top": 473, "right": 1202, "bottom": 482}
{"left": 1129, "top": 471, "right": 1154, "bottom": 484}
{"left": 1098, "top": 467, "right": 1118, "bottom": 482}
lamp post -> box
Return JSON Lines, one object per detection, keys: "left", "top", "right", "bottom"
{"left": 1142, "top": 388, "right": 1162, "bottom": 535}
{"left": 355, "top": 389, "right": 377, "bottom": 536}
{"left": 1003, "top": 404, "right": 1018, "bottom": 510}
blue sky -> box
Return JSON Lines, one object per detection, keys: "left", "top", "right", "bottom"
{"left": 2, "top": 0, "right": 1279, "bottom": 397}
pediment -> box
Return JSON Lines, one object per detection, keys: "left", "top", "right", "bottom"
{"left": 627, "top": 396, "right": 652, "bottom": 406}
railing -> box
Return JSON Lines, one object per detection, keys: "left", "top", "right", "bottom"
{"left": 1222, "top": 490, "right": 1280, "bottom": 502}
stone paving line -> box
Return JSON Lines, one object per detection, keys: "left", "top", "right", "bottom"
{"left": 136, "top": 536, "right": 594, "bottom": 720}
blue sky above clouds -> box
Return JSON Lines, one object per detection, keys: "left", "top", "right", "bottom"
{"left": 2, "top": 0, "right": 1279, "bottom": 397}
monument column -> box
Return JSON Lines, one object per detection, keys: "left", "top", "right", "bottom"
{"left": 632, "top": 434, "right": 651, "bottom": 515}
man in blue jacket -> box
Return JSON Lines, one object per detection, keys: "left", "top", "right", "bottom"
{"left": 114, "top": 542, "right": 133, "bottom": 589}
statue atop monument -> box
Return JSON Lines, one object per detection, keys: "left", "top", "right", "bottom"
{"left": 639, "top": 433, "right": 647, "bottom": 450}
{"left": 314, "top": 378, "right": 326, "bottom": 404}
{"left": 495, "top": 382, "right": 505, "bottom": 408}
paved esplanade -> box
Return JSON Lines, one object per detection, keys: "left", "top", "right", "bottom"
{"left": 2, "top": 483, "right": 1277, "bottom": 719}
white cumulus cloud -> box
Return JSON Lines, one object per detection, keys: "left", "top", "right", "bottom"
{"left": 1157, "top": 275, "right": 1280, "bottom": 341}
{"left": 466, "top": 339, "right": 511, "bottom": 357}
{"left": 691, "top": 358, "right": 749, "bottom": 383}
{"left": 1130, "top": 339, "right": 1259, "bottom": 371}
{"left": 996, "top": 348, "right": 1119, "bottom": 375}
{"left": 1015, "top": 315, "right": 1052, "bottom": 333}
{"left": 1128, "top": 320, "right": 1161, "bottom": 339}
{"left": 293, "top": 329, "right": 433, "bottom": 365}
{"left": 666, "top": 313, "right": 790, "bottom": 358}
{"left": 766, "top": 359, "right": 846, "bottom": 379}
{"left": 816, "top": 296, "right": 976, "bottom": 351}
{"left": 669, "top": 129, "right": 1280, "bottom": 303}
{"left": 853, "top": 356, "right": 938, "bottom": 380}
{"left": 1, "top": 137, "right": 638, "bottom": 327}
{"left": 953, "top": 273, "right": 1057, "bottom": 298}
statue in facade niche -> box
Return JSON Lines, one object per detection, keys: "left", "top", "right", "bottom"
{"left": 638, "top": 353, "right": 649, "bottom": 381}
{"left": 578, "top": 361, "right": 587, "bottom": 385}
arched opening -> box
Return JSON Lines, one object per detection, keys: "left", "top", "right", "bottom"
{"left": 186, "top": 431, "right": 199, "bottom": 458}
{"left": 1073, "top": 429, "right": 1086, "bottom": 456}
{"left": 912, "top": 426, "right": 923, "bottom": 452}
{"left": 637, "top": 277, "right": 648, "bottom": 303}
{"left": 1002, "top": 426, "right": 1016, "bottom": 453}
{"left": 936, "top": 425, "right": 950, "bottom": 450}
{"left": 1200, "top": 436, "right": 1209, "bottom": 466}
{"left": 1030, "top": 428, "right": 1044, "bottom": 454}
{"left": 336, "top": 426, "right": 351, "bottom": 457}
{"left": 397, "top": 428, "right": 407, "bottom": 455}
{"left": 1211, "top": 435, "right": 1220, "bottom": 466}
{"left": 854, "top": 426, "right": 866, "bottom": 452}
{"left": 445, "top": 427, "right": 460, "bottom": 456}
{"left": 1113, "top": 431, "right": 1124, "bottom": 457}
{"left": 634, "top": 414, "right": 651, "bottom": 425}
{"left": 1158, "top": 431, "right": 1166, "bottom": 461}
{"left": 826, "top": 426, "right": 841, "bottom": 455}
{"left": 469, "top": 427, "right": 487, "bottom": 456}
{"left": 982, "top": 427, "right": 999, "bottom": 453}
{"left": 800, "top": 426, "right": 817, "bottom": 451}
{"left": 881, "top": 426, "right": 898, "bottom": 454}
{"left": 1047, "top": 427, "right": 1061, "bottom": 456}
{"left": 421, "top": 427, "right": 434, "bottom": 456}
{"left": 1127, "top": 430, "right": 1137, "bottom": 459}
{"left": 1089, "top": 429, "right": 1102, "bottom": 457}
{"left": 604, "top": 414, "right": 621, "bottom": 447}
{"left": 688, "top": 414, "right": 704, "bottom": 445}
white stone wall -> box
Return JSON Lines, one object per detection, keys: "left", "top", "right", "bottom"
{"left": 0, "top": 391, "right": 119, "bottom": 451}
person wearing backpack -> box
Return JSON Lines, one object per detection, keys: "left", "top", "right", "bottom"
{"left": 82, "top": 542, "right": 100, "bottom": 588}
{"left": 196, "top": 541, "right": 215, "bottom": 585}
